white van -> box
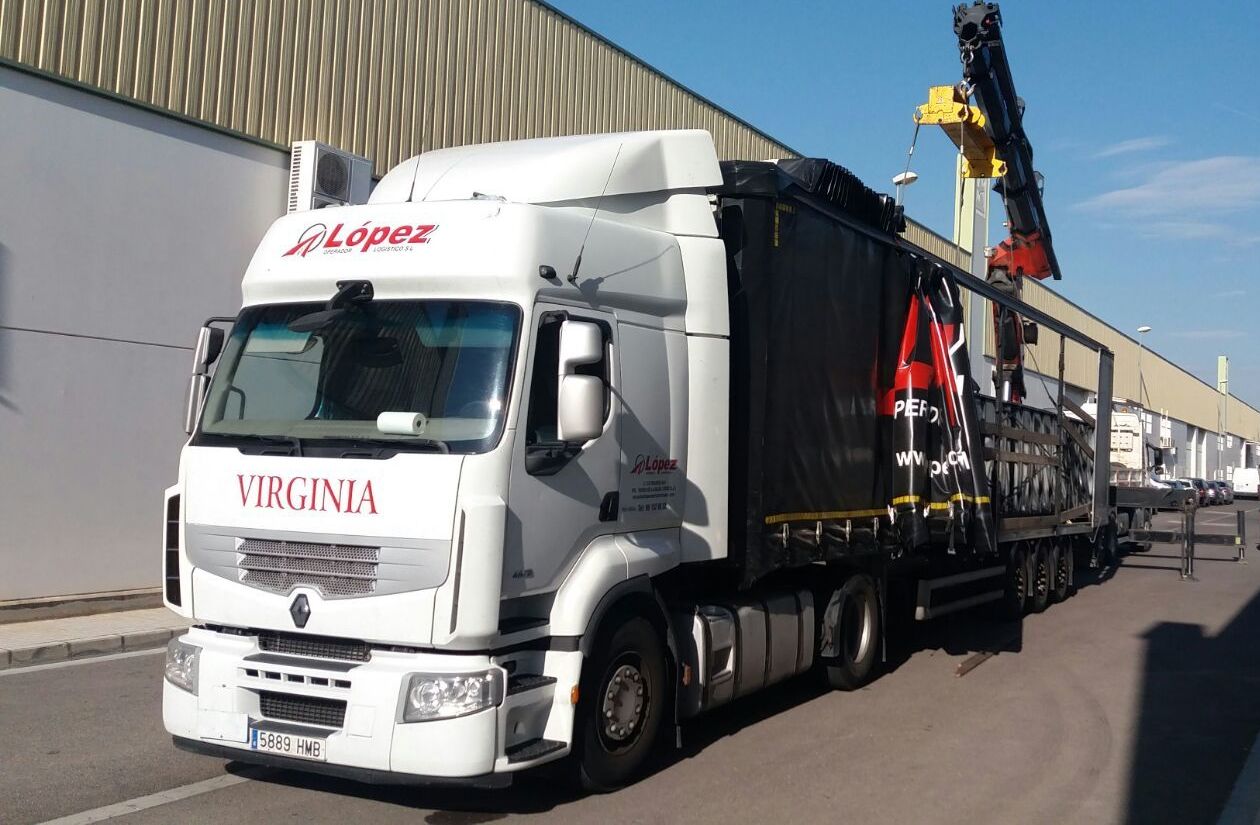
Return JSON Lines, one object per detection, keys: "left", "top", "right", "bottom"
{"left": 1231, "top": 467, "right": 1259, "bottom": 499}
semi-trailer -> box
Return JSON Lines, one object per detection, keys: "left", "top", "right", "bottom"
{"left": 162, "top": 129, "right": 1135, "bottom": 790}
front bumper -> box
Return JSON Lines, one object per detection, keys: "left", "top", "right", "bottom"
{"left": 172, "top": 737, "right": 511, "bottom": 787}
{"left": 163, "top": 626, "right": 581, "bottom": 781}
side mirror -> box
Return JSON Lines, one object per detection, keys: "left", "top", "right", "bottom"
{"left": 184, "top": 323, "right": 228, "bottom": 435}
{"left": 184, "top": 374, "right": 209, "bottom": 435}
{"left": 556, "top": 321, "right": 605, "bottom": 443}
{"left": 193, "top": 325, "right": 226, "bottom": 374}
{"left": 558, "top": 375, "right": 604, "bottom": 442}
{"left": 557, "top": 320, "right": 602, "bottom": 375}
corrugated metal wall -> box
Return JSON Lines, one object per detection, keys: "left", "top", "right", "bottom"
{"left": 4, "top": 0, "right": 1258, "bottom": 443}
{"left": 0, "top": 0, "right": 793, "bottom": 173}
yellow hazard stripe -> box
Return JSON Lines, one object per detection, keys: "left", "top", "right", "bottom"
{"left": 764, "top": 508, "right": 888, "bottom": 525}
{"left": 763, "top": 494, "right": 990, "bottom": 525}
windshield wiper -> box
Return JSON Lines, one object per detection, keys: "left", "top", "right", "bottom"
{"left": 255, "top": 434, "right": 304, "bottom": 456}
{"left": 325, "top": 437, "right": 450, "bottom": 456}
{"left": 315, "top": 438, "right": 453, "bottom": 458}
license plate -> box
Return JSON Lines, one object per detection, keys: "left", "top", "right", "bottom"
{"left": 249, "top": 727, "right": 326, "bottom": 761}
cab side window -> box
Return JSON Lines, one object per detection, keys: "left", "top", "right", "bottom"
{"left": 525, "top": 316, "right": 563, "bottom": 446}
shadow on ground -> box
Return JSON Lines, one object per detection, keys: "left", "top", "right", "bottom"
{"left": 1124, "top": 585, "right": 1260, "bottom": 824}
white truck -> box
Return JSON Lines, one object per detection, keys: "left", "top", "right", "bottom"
{"left": 163, "top": 130, "right": 1117, "bottom": 790}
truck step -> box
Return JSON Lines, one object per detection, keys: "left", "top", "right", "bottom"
{"left": 505, "top": 738, "right": 566, "bottom": 764}
{"left": 506, "top": 674, "right": 557, "bottom": 696}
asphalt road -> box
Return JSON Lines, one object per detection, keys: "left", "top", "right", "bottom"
{"left": 4, "top": 503, "right": 1260, "bottom": 825}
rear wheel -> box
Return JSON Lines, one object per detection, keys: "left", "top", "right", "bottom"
{"left": 998, "top": 543, "right": 1029, "bottom": 620}
{"left": 1099, "top": 522, "right": 1119, "bottom": 567}
{"left": 575, "top": 616, "right": 666, "bottom": 792}
{"left": 1051, "top": 540, "right": 1073, "bottom": 602}
{"left": 1029, "top": 541, "right": 1052, "bottom": 613}
{"left": 821, "top": 575, "right": 881, "bottom": 691}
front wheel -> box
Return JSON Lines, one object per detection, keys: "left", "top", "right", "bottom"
{"left": 575, "top": 616, "right": 666, "bottom": 792}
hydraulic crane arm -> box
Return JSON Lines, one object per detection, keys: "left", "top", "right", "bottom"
{"left": 955, "top": 1, "right": 1061, "bottom": 283}
{"left": 915, "top": 2, "right": 1060, "bottom": 404}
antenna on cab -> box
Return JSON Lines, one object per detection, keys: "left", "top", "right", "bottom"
{"left": 568, "top": 142, "right": 624, "bottom": 285}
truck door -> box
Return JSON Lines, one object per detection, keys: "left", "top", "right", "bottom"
{"left": 504, "top": 307, "right": 620, "bottom": 597}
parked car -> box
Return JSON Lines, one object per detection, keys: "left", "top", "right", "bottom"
{"left": 1158, "top": 478, "right": 1195, "bottom": 506}
{"left": 1181, "top": 478, "right": 1209, "bottom": 506}
{"left": 1205, "top": 481, "right": 1222, "bottom": 505}
{"left": 1217, "top": 480, "right": 1235, "bottom": 505}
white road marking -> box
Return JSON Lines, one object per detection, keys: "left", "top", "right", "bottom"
{"left": 1217, "top": 729, "right": 1260, "bottom": 825}
{"left": 35, "top": 773, "right": 253, "bottom": 824}
{"left": 1197, "top": 512, "right": 1244, "bottom": 523}
{"left": 0, "top": 648, "right": 164, "bottom": 677}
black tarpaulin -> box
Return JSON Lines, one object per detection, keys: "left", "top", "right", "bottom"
{"left": 718, "top": 161, "right": 993, "bottom": 587}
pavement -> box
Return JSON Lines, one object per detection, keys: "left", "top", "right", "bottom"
{"left": 2, "top": 504, "right": 1260, "bottom": 824}
{"left": 0, "top": 607, "right": 190, "bottom": 670}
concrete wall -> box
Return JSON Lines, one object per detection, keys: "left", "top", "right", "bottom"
{"left": 0, "top": 66, "right": 286, "bottom": 601}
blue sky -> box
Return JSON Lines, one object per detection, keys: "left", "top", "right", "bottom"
{"left": 548, "top": 0, "right": 1260, "bottom": 404}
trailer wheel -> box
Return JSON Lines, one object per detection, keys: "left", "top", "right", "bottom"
{"left": 575, "top": 616, "right": 666, "bottom": 792}
{"left": 1135, "top": 511, "right": 1153, "bottom": 553}
{"left": 821, "top": 575, "right": 881, "bottom": 692}
{"left": 1051, "top": 540, "right": 1073, "bottom": 602}
{"left": 1029, "top": 541, "right": 1052, "bottom": 613}
{"left": 1099, "top": 522, "right": 1119, "bottom": 567}
{"left": 998, "top": 543, "right": 1029, "bottom": 620}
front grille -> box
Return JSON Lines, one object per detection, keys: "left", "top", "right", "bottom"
{"left": 258, "top": 691, "right": 347, "bottom": 728}
{"left": 258, "top": 631, "right": 371, "bottom": 662}
{"left": 238, "top": 539, "right": 379, "bottom": 597}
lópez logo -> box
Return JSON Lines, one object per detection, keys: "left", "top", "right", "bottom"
{"left": 283, "top": 221, "right": 437, "bottom": 257}
{"left": 631, "top": 454, "right": 679, "bottom": 475}
{"left": 284, "top": 223, "right": 328, "bottom": 257}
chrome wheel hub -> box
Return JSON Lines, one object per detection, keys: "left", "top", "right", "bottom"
{"left": 601, "top": 663, "right": 645, "bottom": 742}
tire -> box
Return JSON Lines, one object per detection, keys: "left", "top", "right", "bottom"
{"left": 998, "top": 543, "right": 1029, "bottom": 620}
{"left": 575, "top": 616, "right": 666, "bottom": 793}
{"left": 1099, "top": 523, "right": 1119, "bottom": 567}
{"left": 1029, "top": 541, "right": 1052, "bottom": 613}
{"left": 1136, "top": 511, "right": 1153, "bottom": 553}
{"left": 1051, "top": 540, "right": 1073, "bottom": 603}
{"left": 821, "top": 575, "right": 881, "bottom": 691}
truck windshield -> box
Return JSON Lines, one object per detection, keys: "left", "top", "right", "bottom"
{"left": 197, "top": 300, "right": 520, "bottom": 454}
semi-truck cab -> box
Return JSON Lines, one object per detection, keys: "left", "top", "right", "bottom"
{"left": 164, "top": 130, "right": 755, "bottom": 789}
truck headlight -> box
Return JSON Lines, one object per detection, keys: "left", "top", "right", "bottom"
{"left": 164, "top": 637, "right": 200, "bottom": 694}
{"left": 400, "top": 669, "right": 504, "bottom": 722}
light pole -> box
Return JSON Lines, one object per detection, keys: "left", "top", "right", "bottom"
{"left": 892, "top": 171, "right": 919, "bottom": 208}
{"left": 1136, "top": 325, "right": 1152, "bottom": 475}
{"left": 1136, "top": 325, "right": 1151, "bottom": 408}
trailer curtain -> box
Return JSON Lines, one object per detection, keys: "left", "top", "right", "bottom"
{"left": 719, "top": 160, "right": 994, "bottom": 586}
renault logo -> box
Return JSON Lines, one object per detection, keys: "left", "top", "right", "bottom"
{"left": 289, "top": 594, "right": 311, "bottom": 628}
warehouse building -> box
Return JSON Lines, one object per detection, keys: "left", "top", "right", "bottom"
{"left": 0, "top": 0, "right": 1253, "bottom": 602}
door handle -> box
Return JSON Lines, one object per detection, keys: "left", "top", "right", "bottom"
{"left": 599, "top": 491, "right": 620, "bottom": 522}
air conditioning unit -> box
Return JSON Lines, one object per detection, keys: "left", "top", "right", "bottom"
{"left": 287, "top": 141, "right": 372, "bottom": 213}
